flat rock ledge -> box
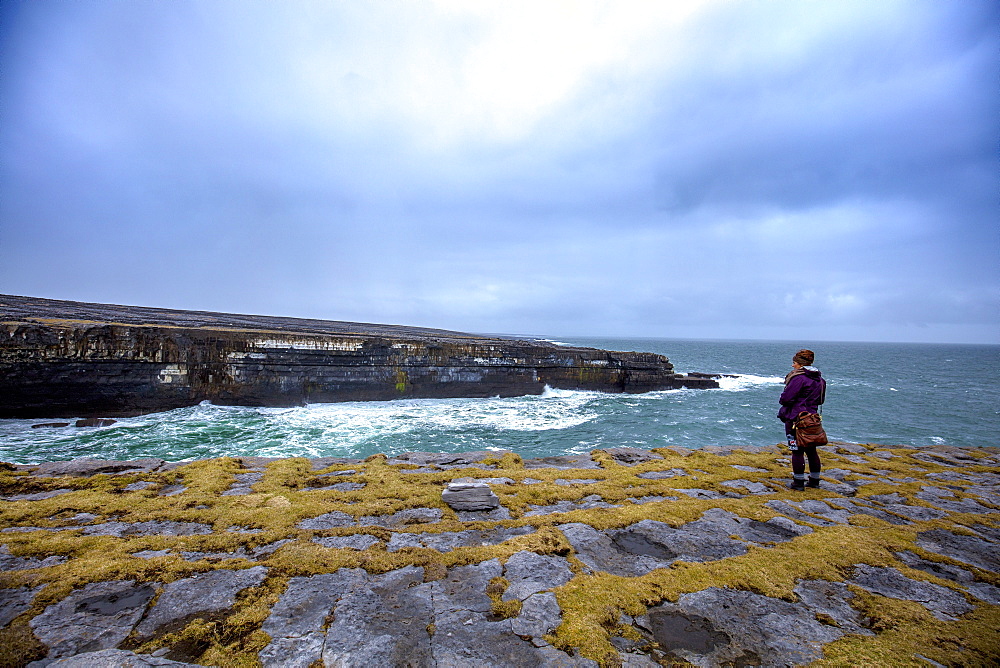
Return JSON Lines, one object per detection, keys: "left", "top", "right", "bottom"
{"left": 1, "top": 442, "right": 998, "bottom": 667}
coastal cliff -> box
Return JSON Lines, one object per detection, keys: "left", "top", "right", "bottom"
{"left": 0, "top": 295, "right": 718, "bottom": 419}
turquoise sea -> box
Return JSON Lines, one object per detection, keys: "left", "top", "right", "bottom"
{"left": 1, "top": 338, "right": 997, "bottom": 464}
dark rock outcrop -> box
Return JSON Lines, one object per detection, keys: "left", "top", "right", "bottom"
{"left": 441, "top": 481, "right": 501, "bottom": 511}
{"left": 0, "top": 295, "right": 718, "bottom": 418}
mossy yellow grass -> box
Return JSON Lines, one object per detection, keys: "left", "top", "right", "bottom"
{"left": 0, "top": 443, "right": 996, "bottom": 666}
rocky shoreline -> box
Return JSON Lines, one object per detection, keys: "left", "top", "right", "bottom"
{"left": 0, "top": 295, "right": 719, "bottom": 418}
{"left": 1, "top": 442, "right": 998, "bottom": 666}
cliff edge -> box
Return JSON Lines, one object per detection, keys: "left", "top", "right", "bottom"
{"left": 0, "top": 295, "right": 718, "bottom": 418}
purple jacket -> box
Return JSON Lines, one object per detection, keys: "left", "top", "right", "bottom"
{"left": 778, "top": 366, "right": 826, "bottom": 423}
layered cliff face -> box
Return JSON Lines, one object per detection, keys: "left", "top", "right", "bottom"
{"left": 0, "top": 295, "right": 718, "bottom": 418}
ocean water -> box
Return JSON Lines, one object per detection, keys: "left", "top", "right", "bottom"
{"left": 1, "top": 338, "right": 997, "bottom": 464}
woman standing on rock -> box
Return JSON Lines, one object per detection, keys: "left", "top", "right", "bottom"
{"left": 778, "top": 349, "right": 826, "bottom": 490}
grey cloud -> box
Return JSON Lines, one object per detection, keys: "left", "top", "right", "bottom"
{"left": 0, "top": 0, "right": 996, "bottom": 343}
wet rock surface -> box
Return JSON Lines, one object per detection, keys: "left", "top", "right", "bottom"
{"left": 1, "top": 442, "right": 997, "bottom": 666}
{"left": 29, "top": 580, "right": 159, "bottom": 662}
{"left": 562, "top": 508, "right": 810, "bottom": 577}
{"left": 638, "top": 587, "right": 844, "bottom": 666}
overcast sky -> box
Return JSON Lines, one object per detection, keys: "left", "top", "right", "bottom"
{"left": 1, "top": 0, "right": 997, "bottom": 344}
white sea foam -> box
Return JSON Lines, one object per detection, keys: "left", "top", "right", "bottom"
{"left": 539, "top": 385, "right": 592, "bottom": 399}
{"left": 2, "top": 338, "right": 991, "bottom": 462}
{"left": 259, "top": 391, "right": 599, "bottom": 450}
{"left": 715, "top": 374, "right": 784, "bottom": 391}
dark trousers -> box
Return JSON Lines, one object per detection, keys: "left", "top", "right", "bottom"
{"left": 785, "top": 421, "right": 821, "bottom": 475}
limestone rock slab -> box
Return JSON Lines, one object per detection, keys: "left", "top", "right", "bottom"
{"left": 559, "top": 522, "right": 671, "bottom": 577}
{"left": 673, "top": 488, "right": 723, "bottom": 500}
{"left": 0, "top": 544, "right": 68, "bottom": 570}
{"left": 135, "top": 567, "right": 268, "bottom": 638}
{"left": 429, "top": 559, "right": 590, "bottom": 667}
{"left": 389, "top": 450, "right": 505, "bottom": 469}
{"left": 764, "top": 500, "right": 838, "bottom": 526}
{"left": 259, "top": 569, "right": 369, "bottom": 668}
{"left": 322, "top": 566, "right": 435, "bottom": 667}
{"left": 627, "top": 495, "right": 677, "bottom": 504}
{"left": 522, "top": 455, "right": 599, "bottom": 470}
{"left": 3, "top": 489, "right": 74, "bottom": 501}
{"left": 48, "top": 649, "right": 204, "bottom": 666}
{"left": 455, "top": 506, "right": 513, "bottom": 521}
{"left": 793, "top": 580, "right": 873, "bottom": 636}
{"left": 502, "top": 551, "right": 574, "bottom": 601}
{"left": 432, "top": 559, "right": 501, "bottom": 614}
{"left": 387, "top": 526, "right": 533, "bottom": 553}
{"left": 916, "top": 486, "right": 991, "bottom": 514}
{"left": 442, "top": 482, "right": 500, "bottom": 511}
{"left": 33, "top": 458, "right": 165, "bottom": 477}
{"left": 0, "top": 584, "right": 44, "bottom": 628}
{"left": 30, "top": 580, "right": 158, "bottom": 661}
{"left": 849, "top": 565, "right": 973, "bottom": 621}
{"left": 310, "top": 481, "right": 365, "bottom": 492}
{"left": 916, "top": 529, "right": 1000, "bottom": 572}
{"left": 719, "top": 479, "right": 775, "bottom": 495}
{"left": 431, "top": 609, "right": 547, "bottom": 667}
{"left": 297, "top": 510, "right": 356, "bottom": 530}
{"left": 525, "top": 495, "right": 619, "bottom": 517}
{"left": 313, "top": 534, "right": 381, "bottom": 550}
{"left": 510, "top": 591, "right": 562, "bottom": 640}
{"left": 357, "top": 507, "right": 443, "bottom": 527}
{"left": 221, "top": 471, "right": 262, "bottom": 496}
{"left": 639, "top": 587, "right": 844, "bottom": 667}
{"left": 562, "top": 509, "right": 811, "bottom": 578}
{"left": 81, "top": 521, "right": 213, "bottom": 538}
{"left": 601, "top": 447, "right": 663, "bottom": 466}
{"left": 696, "top": 508, "right": 811, "bottom": 543}
{"left": 825, "top": 498, "right": 911, "bottom": 525}
{"left": 612, "top": 518, "right": 747, "bottom": 566}
{"left": 636, "top": 468, "right": 686, "bottom": 479}
{"left": 895, "top": 550, "right": 975, "bottom": 583}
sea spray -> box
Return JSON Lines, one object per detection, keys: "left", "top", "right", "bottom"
{"left": 1, "top": 339, "right": 997, "bottom": 463}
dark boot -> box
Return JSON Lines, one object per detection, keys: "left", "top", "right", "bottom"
{"left": 788, "top": 479, "right": 805, "bottom": 491}
{"left": 806, "top": 478, "right": 820, "bottom": 488}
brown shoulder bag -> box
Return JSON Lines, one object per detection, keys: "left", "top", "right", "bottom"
{"left": 793, "top": 411, "right": 828, "bottom": 447}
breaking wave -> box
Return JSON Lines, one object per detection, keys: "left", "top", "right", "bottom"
{"left": 714, "top": 374, "right": 785, "bottom": 392}
{"left": 1, "top": 338, "right": 995, "bottom": 462}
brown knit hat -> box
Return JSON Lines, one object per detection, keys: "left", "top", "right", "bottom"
{"left": 793, "top": 349, "right": 815, "bottom": 366}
